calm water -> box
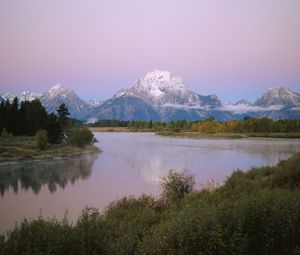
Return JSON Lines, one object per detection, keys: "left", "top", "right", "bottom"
{"left": 1, "top": 132, "right": 300, "bottom": 233}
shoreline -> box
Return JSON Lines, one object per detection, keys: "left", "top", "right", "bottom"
{"left": 91, "top": 128, "right": 300, "bottom": 139}
{"left": 0, "top": 136, "right": 101, "bottom": 163}
{"left": 156, "top": 131, "right": 300, "bottom": 139}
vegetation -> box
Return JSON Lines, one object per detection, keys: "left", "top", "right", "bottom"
{"left": 191, "top": 117, "right": 300, "bottom": 134}
{"left": 0, "top": 98, "right": 99, "bottom": 161}
{"left": 68, "top": 128, "right": 95, "bottom": 148}
{"left": 0, "top": 135, "right": 100, "bottom": 162}
{"left": 35, "top": 129, "right": 48, "bottom": 150}
{"left": 88, "top": 118, "right": 300, "bottom": 138}
{"left": 1, "top": 153, "right": 300, "bottom": 254}
{"left": 160, "top": 170, "right": 195, "bottom": 205}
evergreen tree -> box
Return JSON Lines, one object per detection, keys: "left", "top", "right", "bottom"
{"left": 46, "top": 113, "right": 61, "bottom": 144}
{"left": 57, "top": 103, "right": 70, "bottom": 143}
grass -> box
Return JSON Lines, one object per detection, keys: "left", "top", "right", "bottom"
{"left": 0, "top": 136, "right": 100, "bottom": 162}
{"left": 1, "top": 153, "right": 300, "bottom": 254}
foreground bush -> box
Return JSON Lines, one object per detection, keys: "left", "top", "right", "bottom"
{"left": 1, "top": 154, "right": 300, "bottom": 255}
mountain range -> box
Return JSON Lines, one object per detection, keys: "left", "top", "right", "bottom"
{"left": 1, "top": 69, "right": 300, "bottom": 121}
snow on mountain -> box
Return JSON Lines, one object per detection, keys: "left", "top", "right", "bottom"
{"left": 0, "top": 92, "right": 16, "bottom": 102}
{"left": 19, "top": 90, "right": 42, "bottom": 102}
{"left": 40, "top": 84, "right": 92, "bottom": 120}
{"left": 1, "top": 74, "right": 299, "bottom": 121}
{"left": 254, "top": 87, "right": 300, "bottom": 107}
{"left": 0, "top": 91, "right": 41, "bottom": 102}
{"left": 88, "top": 99, "right": 104, "bottom": 107}
{"left": 114, "top": 69, "right": 201, "bottom": 107}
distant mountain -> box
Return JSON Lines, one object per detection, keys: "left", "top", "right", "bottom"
{"left": 254, "top": 87, "right": 300, "bottom": 107}
{"left": 91, "top": 70, "right": 300, "bottom": 121}
{"left": 0, "top": 91, "right": 41, "bottom": 103}
{"left": 91, "top": 95, "right": 160, "bottom": 121}
{"left": 92, "top": 69, "right": 224, "bottom": 121}
{"left": 234, "top": 99, "right": 252, "bottom": 106}
{"left": 39, "top": 84, "right": 92, "bottom": 120}
{"left": 0, "top": 92, "right": 17, "bottom": 103}
{"left": 19, "top": 90, "right": 42, "bottom": 102}
{"left": 88, "top": 99, "right": 104, "bottom": 107}
{"left": 114, "top": 69, "right": 202, "bottom": 107}
{"left": 1, "top": 70, "right": 300, "bottom": 121}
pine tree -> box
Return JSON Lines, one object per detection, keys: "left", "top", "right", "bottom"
{"left": 57, "top": 103, "right": 70, "bottom": 143}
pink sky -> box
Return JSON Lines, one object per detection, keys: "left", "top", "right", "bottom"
{"left": 0, "top": 0, "right": 300, "bottom": 102}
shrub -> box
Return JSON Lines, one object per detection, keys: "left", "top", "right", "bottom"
{"left": 1, "top": 128, "right": 13, "bottom": 142}
{"left": 35, "top": 129, "right": 48, "bottom": 150}
{"left": 160, "top": 170, "right": 195, "bottom": 205}
{"left": 68, "top": 128, "right": 94, "bottom": 148}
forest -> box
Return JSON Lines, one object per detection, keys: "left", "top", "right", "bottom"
{"left": 0, "top": 97, "right": 71, "bottom": 144}
{"left": 0, "top": 98, "right": 95, "bottom": 160}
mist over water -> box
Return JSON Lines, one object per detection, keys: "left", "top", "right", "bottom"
{"left": 1, "top": 132, "right": 300, "bottom": 233}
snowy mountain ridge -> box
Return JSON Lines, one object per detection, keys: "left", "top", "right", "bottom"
{"left": 114, "top": 69, "right": 201, "bottom": 107}
{"left": 1, "top": 69, "right": 300, "bottom": 121}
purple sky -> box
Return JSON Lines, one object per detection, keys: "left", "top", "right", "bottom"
{"left": 0, "top": 0, "right": 300, "bottom": 103}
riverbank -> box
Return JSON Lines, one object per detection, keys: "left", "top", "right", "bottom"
{"left": 90, "top": 127, "right": 155, "bottom": 132}
{"left": 90, "top": 127, "right": 300, "bottom": 139}
{"left": 157, "top": 130, "right": 300, "bottom": 139}
{"left": 0, "top": 136, "right": 100, "bottom": 162}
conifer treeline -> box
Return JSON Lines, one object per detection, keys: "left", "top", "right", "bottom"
{"left": 0, "top": 97, "right": 70, "bottom": 144}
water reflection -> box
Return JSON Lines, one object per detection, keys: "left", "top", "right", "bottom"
{"left": 0, "top": 155, "right": 97, "bottom": 196}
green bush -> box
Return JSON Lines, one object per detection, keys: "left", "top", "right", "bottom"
{"left": 68, "top": 128, "right": 94, "bottom": 148}
{"left": 35, "top": 129, "right": 48, "bottom": 150}
{"left": 160, "top": 170, "right": 195, "bottom": 205}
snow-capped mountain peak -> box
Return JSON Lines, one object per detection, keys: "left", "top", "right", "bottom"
{"left": 47, "top": 84, "right": 69, "bottom": 98}
{"left": 40, "top": 84, "right": 92, "bottom": 119}
{"left": 254, "top": 87, "right": 300, "bottom": 107}
{"left": 19, "top": 90, "right": 41, "bottom": 102}
{"left": 0, "top": 91, "right": 41, "bottom": 102}
{"left": 137, "top": 69, "right": 186, "bottom": 96}
{"left": 114, "top": 69, "right": 200, "bottom": 106}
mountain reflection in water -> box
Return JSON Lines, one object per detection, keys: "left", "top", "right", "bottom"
{"left": 0, "top": 155, "right": 97, "bottom": 196}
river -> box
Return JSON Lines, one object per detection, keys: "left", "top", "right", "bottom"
{"left": 1, "top": 132, "right": 300, "bottom": 233}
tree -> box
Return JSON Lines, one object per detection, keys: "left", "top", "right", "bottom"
{"left": 57, "top": 103, "right": 70, "bottom": 142}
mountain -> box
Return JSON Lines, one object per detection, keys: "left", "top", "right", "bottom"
{"left": 19, "top": 90, "right": 42, "bottom": 102}
{"left": 254, "top": 87, "right": 300, "bottom": 108}
{"left": 39, "top": 84, "right": 92, "bottom": 120}
{"left": 91, "top": 71, "right": 300, "bottom": 121}
{"left": 114, "top": 69, "right": 201, "bottom": 107}
{"left": 1, "top": 70, "right": 300, "bottom": 121}
{"left": 91, "top": 69, "right": 224, "bottom": 121}
{"left": 88, "top": 99, "right": 104, "bottom": 107}
{"left": 0, "top": 92, "right": 17, "bottom": 103}
{"left": 91, "top": 95, "right": 160, "bottom": 121}
{"left": 0, "top": 91, "right": 41, "bottom": 103}
{"left": 234, "top": 99, "right": 252, "bottom": 106}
